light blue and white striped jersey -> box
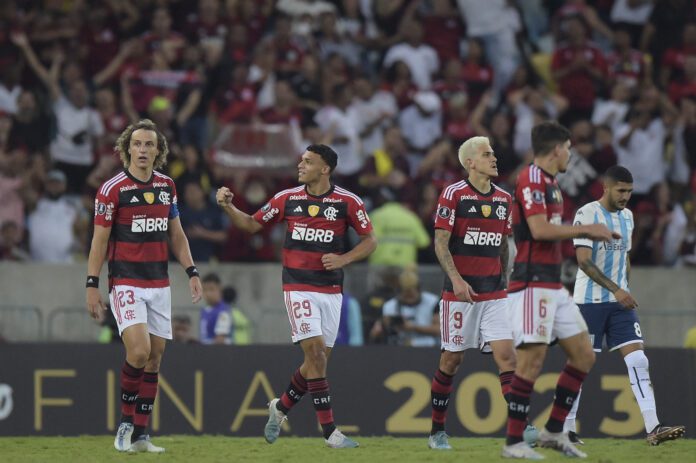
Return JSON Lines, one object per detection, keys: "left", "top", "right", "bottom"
{"left": 573, "top": 201, "right": 634, "bottom": 304}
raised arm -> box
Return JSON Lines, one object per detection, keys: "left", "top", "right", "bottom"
{"left": 11, "top": 32, "right": 61, "bottom": 100}
{"left": 215, "top": 187, "right": 263, "bottom": 234}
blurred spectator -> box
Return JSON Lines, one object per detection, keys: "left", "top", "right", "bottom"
{"left": 315, "top": 10, "right": 362, "bottom": 68}
{"left": 171, "top": 145, "right": 213, "bottom": 197}
{"left": 0, "top": 64, "right": 21, "bottom": 114}
{"left": 381, "top": 267, "right": 439, "bottom": 347}
{"left": 381, "top": 60, "right": 418, "bottom": 110}
{"left": 551, "top": 16, "right": 608, "bottom": 125}
{"left": 12, "top": 32, "right": 105, "bottom": 194}
{"left": 642, "top": 0, "right": 695, "bottom": 76}
{"left": 0, "top": 151, "right": 30, "bottom": 233}
{"left": 314, "top": 83, "right": 362, "bottom": 181}
{"left": 606, "top": 26, "right": 651, "bottom": 91}
{"left": 592, "top": 82, "right": 631, "bottom": 130}
{"left": 258, "top": 79, "right": 302, "bottom": 124}
{"left": 334, "top": 292, "right": 363, "bottom": 346}
{"left": 26, "top": 169, "right": 82, "bottom": 262}
{"left": 222, "top": 285, "right": 252, "bottom": 344}
{"left": 361, "top": 265, "right": 400, "bottom": 344}
{"left": 350, "top": 75, "right": 397, "bottom": 159}
{"left": 358, "top": 126, "right": 411, "bottom": 203}
{"left": 200, "top": 273, "right": 233, "bottom": 344}
{"left": 609, "top": 0, "right": 654, "bottom": 48}
{"left": 382, "top": 20, "right": 439, "bottom": 90}
{"left": 420, "top": 0, "right": 465, "bottom": 63}
{"left": 178, "top": 181, "right": 226, "bottom": 262}
{"left": 456, "top": 0, "right": 522, "bottom": 102}
{"left": 398, "top": 90, "right": 443, "bottom": 161}
{"left": 368, "top": 188, "right": 430, "bottom": 269}
{"left": 0, "top": 220, "right": 29, "bottom": 261}
{"left": 461, "top": 39, "right": 494, "bottom": 106}
{"left": 7, "top": 90, "right": 52, "bottom": 154}
{"left": 173, "top": 315, "right": 198, "bottom": 344}
{"left": 659, "top": 20, "right": 696, "bottom": 88}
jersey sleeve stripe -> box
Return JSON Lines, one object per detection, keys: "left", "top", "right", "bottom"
{"left": 101, "top": 172, "right": 127, "bottom": 196}
{"left": 153, "top": 171, "right": 174, "bottom": 182}
{"left": 444, "top": 180, "right": 467, "bottom": 200}
{"left": 334, "top": 186, "right": 363, "bottom": 204}
{"left": 273, "top": 185, "right": 304, "bottom": 200}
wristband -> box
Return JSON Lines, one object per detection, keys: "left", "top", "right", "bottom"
{"left": 86, "top": 276, "right": 99, "bottom": 288}
{"left": 186, "top": 266, "right": 199, "bottom": 278}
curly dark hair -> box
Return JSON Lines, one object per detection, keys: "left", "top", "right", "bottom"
{"left": 114, "top": 119, "right": 169, "bottom": 170}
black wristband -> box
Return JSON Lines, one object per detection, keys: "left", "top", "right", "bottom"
{"left": 186, "top": 266, "right": 199, "bottom": 278}
{"left": 86, "top": 276, "right": 99, "bottom": 288}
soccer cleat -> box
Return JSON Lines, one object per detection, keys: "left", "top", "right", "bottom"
{"left": 647, "top": 425, "right": 686, "bottom": 446}
{"left": 524, "top": 423, "right": 539, "bottom": 447}
{"left": 501, "top": 441, "right": 545, "bottom": 460}
{"left": 325, "top": 429, "right": 359, "bottom": 448}
{"left": 428, "top": 431, "right": 452, "bottom": 450}
{"left": 568, "top": 431, "right": 585, "bottom": 445}
{"left": 264, "top": 398, "right": 287, "bottom": 444}
{"left": 128, "top": 435, "right": 165, "bottom": 453}
{"left": 113, "top": 422, "right": 133, "bottom": 452}
{"left": 537, "top": 428, "right": 587, "bottom": 458}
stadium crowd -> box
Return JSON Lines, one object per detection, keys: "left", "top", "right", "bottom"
{"left": 1, "top": 0, "right": 696, "bottom": 269}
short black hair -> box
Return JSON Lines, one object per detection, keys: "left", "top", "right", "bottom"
{"left": 222, "top": 286, "right": 237, "bottom": 304}
{"left": 605, "top": 165, "right": 633, "bottom": 183}
{"left": 202, "top": 273, "right": 221, "bottom": 285}
{"left": 306, "top": 144, "right": 338, "bottom": 172}
{"left": 531, "top": 121, "right": 571, "bottom": 156}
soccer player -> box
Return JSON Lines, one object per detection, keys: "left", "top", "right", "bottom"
{"left": 428, "top": 136, "right": 518, "bottom": 450}
{"left": 502, "top": 121, "right": 619, "bottom": 459}
{"left": 86, "top": 119, "right": 202, "bottom": 453}
{"left": 216, "top": 144, "right": 377, "bottom": 448}
{"left": 564, "top": 166, "right": 685, "bottom": 445}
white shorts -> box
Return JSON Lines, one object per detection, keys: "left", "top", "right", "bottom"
{"left": 440, "top": 298, "right": 512, "bottom": 352}
{"left": 509, "top": 287, "right": 588, "bottom": 346}
{"left": 110, "top": 285, "right": 172, "bottom": 339}
{"left": 283, "top": 291, "right": 342, "bottom": 348}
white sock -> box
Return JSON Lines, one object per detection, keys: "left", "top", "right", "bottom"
{"left": 624, "top": 350, "right": 659, "bottom": 433}
{"left": 563, "top": 387, "right": 581, "bottom": 433}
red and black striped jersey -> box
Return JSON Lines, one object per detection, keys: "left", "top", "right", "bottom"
{"left": 510, "top": 164, "right": 564, "bottom": 292}
{"left": 94, "top": 170, "right": 179, "bottom": 290}
{"left": 434, "top": 180, "right": 512, "bottom": 302}
{"left": 253, "top": 184, "right": 372, "bottom": 294}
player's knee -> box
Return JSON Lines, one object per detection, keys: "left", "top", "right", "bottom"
{"left": 128, "top": 346, "right": 150, "bottom": 366}
{"left": 496, "top": 350, "right": 516, "bottom": 371}
{"left": 440, "top": 352, "right": 463, "bottom": 374}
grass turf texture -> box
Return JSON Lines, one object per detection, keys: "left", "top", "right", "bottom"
{"left": 0, "top": 436, "right": 693, "bottom": 462}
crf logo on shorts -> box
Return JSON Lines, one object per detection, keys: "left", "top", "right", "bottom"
{"left": 464, "top": 231, "right": 502, "bottom": 246}
{"left": 131, "top": 217, "right": 168, "bottom": 232}
{"left": 291, "top": 224, "right": 334, "bottom": 242}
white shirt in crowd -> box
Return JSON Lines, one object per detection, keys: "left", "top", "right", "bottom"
{"left": 382, "top": 291, "right": 440, "bottom": 347}
{"left": 349, "top": 90, "right": 397, "bottom": 158}
{"left": 383, "top": 43, "right": 439, "bottom": 90}
{"left": 613, "top": 119, "right": 666, "bottom": 194}
{"left": 27, "top": 197, "right": 78, "bottom": 263}
{"left": 50, "top": 96, "right": 104, "bottom": 166}
{"left": 314, "top": 105, "right": 363, "bottom": 175}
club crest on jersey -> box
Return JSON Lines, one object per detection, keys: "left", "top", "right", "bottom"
{"left": 496, "top": 205, "right": 506, "bottom": 220}
{"left": 308, "top": 205, "right": 320, "bottom": 217}
{"left": 159, "top": 191, "right": 170, "bottom": 205}
{"left": 323, "top": 206, "right": 338, "bottom": 221}
{"left": 481, "top": 205, "right": 491, "bottom": 217}
{"left": 143, "top": 192, "right": 155, "bottom": 204}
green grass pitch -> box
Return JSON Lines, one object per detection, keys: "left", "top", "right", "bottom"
{"left": 0, "top": 436, "right": 693, "bottom": 462}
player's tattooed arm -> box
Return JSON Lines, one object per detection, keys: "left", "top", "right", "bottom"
{"left": 500, "top": 236, "right": 510, "bottom": 287}
{"left": 578, "top": 256, "right": 620, "bottom": 293}
{"left": 434, "top": 229, "right": 459, "bottom": 281}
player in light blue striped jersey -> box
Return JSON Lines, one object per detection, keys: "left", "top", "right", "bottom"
{"left": 565, "top": 166, "right": 685, "bottom": 446}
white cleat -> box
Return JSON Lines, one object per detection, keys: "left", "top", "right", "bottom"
{"left": 537, "top": 429, "right": 587, "bottom": 458}
{"left": 325, "top": 429, "right": 359, "bottom": 448}
{"left": 428, "top": 431, "right": 452, "bottom": 450}
{"left": 128, "top": 435, "right": 165, "bottom": 453}
{"left": 264, "top": 398, "right": 287, "bottom": 444}
{"left": 502, "top": 441, "right": 545, "bottom": 460}
{"left": 113, "top": 422, "right": 133, "bottom": 452}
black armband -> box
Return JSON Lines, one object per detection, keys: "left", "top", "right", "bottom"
{"left": 86, "top": 276, "right": 99, "bottom": 288}
{"left": 186, "top": 266, "right": 199, "bottom": 278}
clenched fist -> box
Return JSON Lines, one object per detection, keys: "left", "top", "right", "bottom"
{"left": 216, "top": 187, "right": 234, "bottom": 208}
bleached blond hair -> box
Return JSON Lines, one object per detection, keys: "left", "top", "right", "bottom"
{"left": 457, "top": 136, "right": 490, "bottom": 171}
